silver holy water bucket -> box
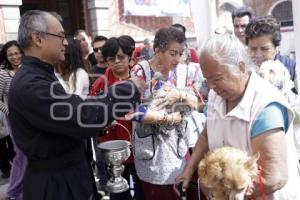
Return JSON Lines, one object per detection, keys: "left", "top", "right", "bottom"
{"left": 97, "top": 140, "right": 131, "bottom": 193}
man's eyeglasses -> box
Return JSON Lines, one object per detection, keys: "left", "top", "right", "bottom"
{"left": 40, "top": 31, "right": 66, "bottom": 42}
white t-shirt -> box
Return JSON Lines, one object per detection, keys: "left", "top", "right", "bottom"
{"left": 55, "top": 68, "right": 89, "bottom": 100}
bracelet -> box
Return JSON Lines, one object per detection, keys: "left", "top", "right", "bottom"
{"left": 180, "top": 91, "right": 187, "bottom": 103}
{"left": 150, "top": 118, "right": 156, "bottom": 124}
{"left": 162, "top": 113, "right": 168, "bottom": 124}
{"left": 180, "top": 92, "right": 182, "bottom": 103}
{"left": 180, "top": 91, "right": 183, "bottom": 103}
{"left": 154, "top": 117, "right": 159, "bottom": 126}
{"left": 170, "top": 113, "right": 175, "bottom": 126}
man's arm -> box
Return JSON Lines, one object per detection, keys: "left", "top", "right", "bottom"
{"left": 14, "top": 78, "right": 141, "bottom": 138}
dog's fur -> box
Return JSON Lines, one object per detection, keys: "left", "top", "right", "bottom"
{"left": 198, "top": 147, "right": 259, "bottom": 200}
{"left": 258, "top": 60, "right": 296, "bottom": 101}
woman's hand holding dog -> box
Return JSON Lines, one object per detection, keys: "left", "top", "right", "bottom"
{"left": 174, "top": 165, "right": 194, "bottom": 196}
{"left": 153, "top": 87, "right": 181, "bottom": 109}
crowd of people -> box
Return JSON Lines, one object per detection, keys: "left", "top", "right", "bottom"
{"left": 0, "top": 5, "right": 299, "bottom": 200}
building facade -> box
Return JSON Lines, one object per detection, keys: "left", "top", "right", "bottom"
{"left": 0, "top": 0, "right": 196, "bottom": 44}
{"left": 0, "top": 0, "right": 297, "bottom": 56}
{"left": 213, "top": 0, "right": 294, "bottom": 55}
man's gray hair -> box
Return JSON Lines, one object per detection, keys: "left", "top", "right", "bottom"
{"left": 18, "top": 10, "right": 49, "bottom": 49}
{"left": 200, "top": 33, "right": 257, "bottom": 74}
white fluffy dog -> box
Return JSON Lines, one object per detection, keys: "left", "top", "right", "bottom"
{"left": 258, "top": 60, "right": 296, "bottom": 103}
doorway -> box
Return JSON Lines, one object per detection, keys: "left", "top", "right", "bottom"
{"left": 21, "top": 0, "right": 85, "bottom": 36}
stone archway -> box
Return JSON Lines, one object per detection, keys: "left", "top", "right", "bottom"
{"left": 217, "top": 0, "right": 243, "bottom": 12}
{"left": 268, "top": 0, "right": 293, "bottom": 27}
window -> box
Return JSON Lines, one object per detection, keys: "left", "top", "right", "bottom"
{"left": 271, "top": 1, "right": 293, "bottom": 27}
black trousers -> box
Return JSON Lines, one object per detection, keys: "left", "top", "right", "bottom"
{"left": 0, "top": 135, "right": 15, "bottom": 174}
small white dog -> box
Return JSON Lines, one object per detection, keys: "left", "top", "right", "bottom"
{"left": 258, "top": 60, "right": 296, "bottom": 103}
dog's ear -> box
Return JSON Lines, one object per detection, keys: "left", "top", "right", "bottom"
{"left": 198, "top": 159, "right": 224, "bottom": 181}
{"left": 245, "top": 152, "right": 260, "bottom": 171}
{"left": 198, "top": 161, "right": 207, "bottom": 177}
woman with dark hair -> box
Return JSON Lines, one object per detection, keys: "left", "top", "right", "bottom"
{"left": 90, "top": 35, "right": 136, "bottom": 96}
{"left": 90, "top": 35, "right": 144, "bottom": 200}
{"left": 130, "top": 27, "right": 201, "bottom": 200}
{"left": 245, "top": 16, "right": 300, "bottom": 160}
{"left": 74, "top": 29, "right": 97, "bottom": 71}
{"left": 176, "top": 33, "right": 300, "bottom": 200}
{"left": 55, "top": 38, "right": 89, "bottom": 99}
{"left": 0, "top": 40, "right": 23, "bottom": 71}
{"left": 245, "top": 15, "right": 296, "bottom": 83}
{"left": 0, "top": 40, "right": 25, "bottom": 200}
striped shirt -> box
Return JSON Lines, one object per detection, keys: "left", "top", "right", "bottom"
{"left": 0, "top": 69, "right": 13, "bottom": 115}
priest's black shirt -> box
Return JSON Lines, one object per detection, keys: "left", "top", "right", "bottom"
{"left": 8, "top": 56, "right": 140, "bottom": 200}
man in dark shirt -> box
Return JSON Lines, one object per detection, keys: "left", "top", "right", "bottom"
{"left": 231, "top": 6, "right": 254, "bottom": 45}
{"left": 90, "top": 35, "right": 108, "bottom": 84}
{"left": 139, "top": 38, "right": 154, "bottom": 61}
{"left": 8, "top": 10, "right": 144, "bottom": 200}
